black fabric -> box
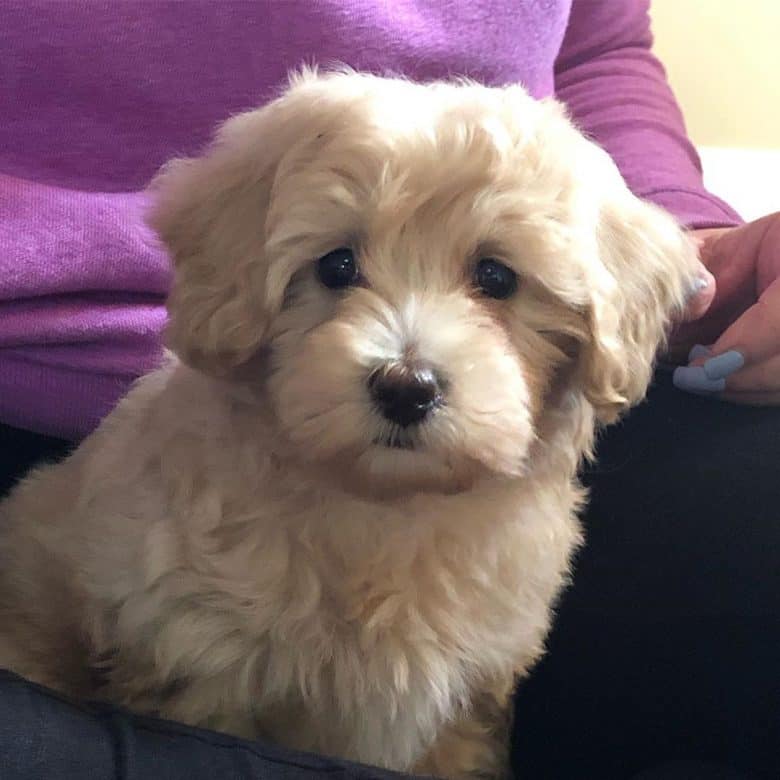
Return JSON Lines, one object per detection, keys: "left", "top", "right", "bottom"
{"left": 512, "top": 372, "right": 779, "bottom": 780}
{"left": 630, "top": 762, "right": 756, "bottom": 780}
{"left": 0, "top": 423, "right": 73, "bottom": 498}
{"left": 1, "top": 371, "right": 777, "bottom": 779}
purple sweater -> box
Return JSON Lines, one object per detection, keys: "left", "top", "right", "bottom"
{"left": 0, "top": 0, "right": 741, "bottom": 440}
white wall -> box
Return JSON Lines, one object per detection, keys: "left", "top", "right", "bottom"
{"left": 651, "top": 0, "right": 780, "bottom": 149}
{"left": 651, "top": 0, "right": 780, "bottom": 218}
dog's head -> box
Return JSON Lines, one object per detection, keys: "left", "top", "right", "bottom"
{"left": 149, "top": 71, "right": 698, "bottom": 496}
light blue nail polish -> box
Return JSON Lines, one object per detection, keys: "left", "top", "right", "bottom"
{"left": 688, "top": 344, "right": 712, "bottom": 362}
{"left": 673, "top": 366, "right": 726, "bottom": 394}
{"left": 703, "top": 350, "right": 745, "bottom": 381}
{"left": 686, "top": 276, "right": 710, "bottom": 299}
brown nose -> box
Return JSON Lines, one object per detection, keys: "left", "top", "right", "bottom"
{"left": 368, "top": 363, "right": 442, "bottom": 427}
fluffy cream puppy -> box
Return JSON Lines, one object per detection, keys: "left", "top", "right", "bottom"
{"left": 0, "top": 71, "right": 698, "bottom": 778}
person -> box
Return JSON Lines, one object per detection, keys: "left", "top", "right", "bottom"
{"left": 0, "top": 1, "right": 777, "bottom": 778}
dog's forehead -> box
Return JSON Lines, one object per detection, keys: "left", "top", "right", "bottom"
{"left": 266, "top": 76, "right": 592, "bottom": 216}
{"left": 285, "top": 103, "right": 574, "bottom": 214}
{"left": 266, "top": 77, "right": 604, "bottom": 295}
{"left": 319, "top": 94, "right": 525, "bottom": 158}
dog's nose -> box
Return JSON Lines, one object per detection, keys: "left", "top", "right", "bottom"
{"left": 368, "top": 363, "right": 441, "bottom": 427}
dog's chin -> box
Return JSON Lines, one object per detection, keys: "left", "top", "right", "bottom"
{"left": 299, "top": 441, "right": 482, "bottom": 501}
{"left": 361, "top": 444, "right": 478, "bottom": 499}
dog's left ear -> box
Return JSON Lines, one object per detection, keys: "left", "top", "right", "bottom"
{"left": 581, "top": 193, "right": 699, "bottom": 424}
{"left": 148, "top": 108, "right": 290, "bottom": 376}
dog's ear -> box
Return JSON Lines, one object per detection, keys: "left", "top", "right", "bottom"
{"left": 148, "top": 109, "right": 289, "bottom": 375}
{"left": 581, "top": 194, "right": 698, "bottom": 424}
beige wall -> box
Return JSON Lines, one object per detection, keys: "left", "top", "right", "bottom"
{"left": 651, "top": 0, "right": 780, "bottom": 149}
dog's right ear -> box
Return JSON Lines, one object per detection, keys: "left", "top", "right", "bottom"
{"left": 148, "top": 109, "right": 288, "bottom": 376}
{"left": 580, "top": 191, "right": 698, "bottom": 425}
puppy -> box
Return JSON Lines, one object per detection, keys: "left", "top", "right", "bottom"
{"left": 0, "top": 71, "right": 698, "bottom": 778}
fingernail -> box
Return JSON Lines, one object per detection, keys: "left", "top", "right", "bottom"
{"left": 686, "top": 273, "right": 712, "bottom": 300}
{"left": 673, "top": 365, "right": 726, "bottom": 395}
{"left": 703, "top": 350, "right": 745, "bottom": 381}
{"left": 688, "top": 344, "right": 712, "bottom": 362}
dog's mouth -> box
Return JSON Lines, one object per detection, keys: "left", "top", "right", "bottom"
{"left": 372, "top": 430, "right": 418, "bottom": 451}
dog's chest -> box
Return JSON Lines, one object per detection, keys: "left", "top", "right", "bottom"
{"left": 231, "top": 505, "right": 547, "bottom": 765}
{"left": 236, "top": 489, "right": 571, "bottom": 754}
{"left": 114, "top": 481, "right": 577, "bottom": 767}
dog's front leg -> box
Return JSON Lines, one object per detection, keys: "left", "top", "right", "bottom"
{"left": 0, "top": 615, "right": 97, "bottom": 700}
{"left": 413, "top": 680, "right": 516, "bottom": 780}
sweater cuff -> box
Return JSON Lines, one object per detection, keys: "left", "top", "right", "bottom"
{"left": 0, "top": 351, "right": 135, "bottom": 441}
{"left": 640, "top": 187, "right": 744, "bottom": 230}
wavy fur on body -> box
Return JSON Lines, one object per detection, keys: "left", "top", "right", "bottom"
{"left": 0, "top": 71, "right": 699, "bottom": 777}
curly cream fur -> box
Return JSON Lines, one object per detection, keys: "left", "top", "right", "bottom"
{"left": 0, "top": 71, "right": 698, "bottom": 777}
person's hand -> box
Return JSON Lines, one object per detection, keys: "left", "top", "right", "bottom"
{"left": 672, "top": 212, "right": 780, "bottom": 404}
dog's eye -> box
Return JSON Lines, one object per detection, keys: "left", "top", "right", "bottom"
{"left": 317, "top": 248, "right": 359, "bottom": 290}
{"left": 474, "top": 258, "right": 518, "bottom": 299}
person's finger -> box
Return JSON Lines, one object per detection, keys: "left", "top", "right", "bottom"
{"left": 723, "top": 353, "right": 780, "bottom": 393}
{"left": 673, "top": 345, "right": 745, "bottom": 395}
{"left": 672, "top": 363, "right": 780, "bottom": 403}
{"left": 679, "top": 266, "right": 716, "bottom": 322}
{"left": 674, "top": 327, "right": 780, "bottom": 397}
{"left": 709, "top": 276, "right": 780, "bottom": 367}
{"left": 699, "top": 212, "right": 778, "bottom": 271}
{"left": 673, "top": 353, "right": 780, "bottom": 402}
{"left": 673, "top": 213, "right": 780, "bottom": 385}
{"left": 688, "top": 343, "right": 712, "bottom": 362}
